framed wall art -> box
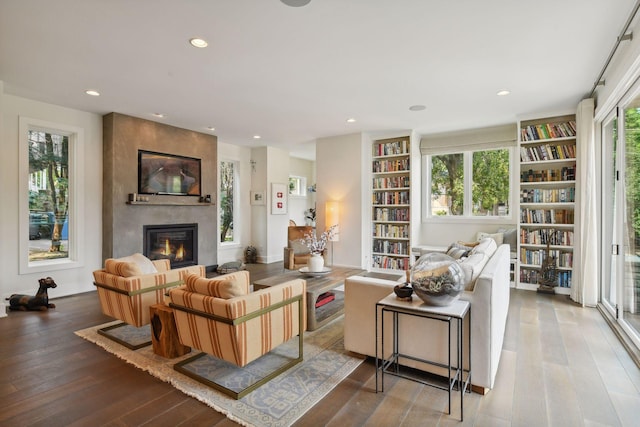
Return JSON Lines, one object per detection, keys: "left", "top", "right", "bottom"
{"left": 250, "top": 190, "right": 265, "bottom": 205}
{"left": 271, "top": 183, "right": 287, "bottom": 214}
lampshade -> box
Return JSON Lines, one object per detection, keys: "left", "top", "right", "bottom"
{"left": 326, "top": 201, "right": 339, "bottom": 242}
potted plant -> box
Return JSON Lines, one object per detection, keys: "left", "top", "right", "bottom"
{"left": 299, "top": 225, "right": 338, "bottom": 272}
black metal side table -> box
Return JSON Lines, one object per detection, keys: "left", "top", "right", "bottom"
{"left": 375, "top": 294, "right": 471, "bottom": 421}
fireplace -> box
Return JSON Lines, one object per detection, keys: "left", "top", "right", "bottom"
{"left": 143, "top": 223, "right": 198, "bottom": 269}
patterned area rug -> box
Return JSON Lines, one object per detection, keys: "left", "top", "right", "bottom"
{"left": 75, "top": 316, "right": 363, "bottom": 427}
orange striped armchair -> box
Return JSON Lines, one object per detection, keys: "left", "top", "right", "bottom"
{"left": 93, "top": 254, "right": 205, "bottom": 328}
{"left": 169, "top": 270, "right": 306, "bottom": 398}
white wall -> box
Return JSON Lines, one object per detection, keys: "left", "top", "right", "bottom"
{"left": 266, "top": 146, "right": 290, "bottom": 263}
{"left": 288, "top": 156, "right": 315, "bottom": 226}
{"left": 217, "top": 141, "right": 252, "bottom": 265}
{"left": 250, "top": 146, "right": 291, "bottom": 263}
{"left": 316, "top": 133, "right": 364, "bottom": 268}
{"left": 0, "top": 89, "right": 103, "bottom": 301}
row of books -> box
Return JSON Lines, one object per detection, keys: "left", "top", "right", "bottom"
{"left": 520, "top": 228, "right": 573, "bottom": 246}
{"left": 374, "top": 140, "right": 409, "bottom": 157}
{"left": 372, "top": 255, "right": 410, "bottom": 270}
{"left": 520, "top": 208, "right": 574, "bottom": 224}
{"left": 372, "top": 159, "right": 410, "bottom": 173}
{"left": 520, "top": 143, "right": 576, "bottom": 162}
{"left": 372, "top": 175, "right": 410, "bottom": 189}
{"left": 520, "top": 268, "right": 572, "bottom": 288}
{"left": 373, "top": 207, "right": 410, "bottom": 222}
{"left": 520, "top": 187, "right": 575, "bottom": 203}
{"left": 520, "top": 166, "right": 576, "bottom": 182}
{"left": 372, "top": 223, "right": 409, "bottom": 239}
{"left": 372, "top": 190, "right": 410, "bottom": 205}
{"left": 520, "top": 249, "right": 573, "bottom": 268}
{"left": 520, "top": 121, "right": 577, "bottom": 142}
{"left": 372, "top": 240, "right": 410, "bottom": 256}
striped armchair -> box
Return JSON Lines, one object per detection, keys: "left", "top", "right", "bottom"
{"left": 93, "top": 257, "right": 205, "bottom": 329}
{"left": 169, "top": 270, "right": 306, "bottom": 398}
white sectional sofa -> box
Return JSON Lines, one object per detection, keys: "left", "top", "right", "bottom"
{"left": 344, "top": 238, "right": 510, "bottom": 393}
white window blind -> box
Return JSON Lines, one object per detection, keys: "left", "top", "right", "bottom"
{"left": 420, "top": 123, "right": 517, "bottom": 155}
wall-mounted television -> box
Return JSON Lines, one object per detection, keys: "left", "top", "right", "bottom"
{"left": 138, "top": 150, "right": 201, "bottom": 196}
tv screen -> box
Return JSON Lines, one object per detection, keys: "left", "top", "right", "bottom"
{"left": 138, "top": 150, "right": 201, "bottom": 196}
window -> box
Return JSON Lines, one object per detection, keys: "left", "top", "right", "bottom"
{"left": 28, "top": 130, "right": 70, "bottom": 261}
{"left": 288, "top": 175, "right": 307, "bottom": 197}
{"left": 219, "top": 160, "right": 238, "bottom": 244}
{"left": 20, "top": 117, "right": 83, "bottom": 273}
{"left": 427, "top": 148, "right": 512, "bottom": 218}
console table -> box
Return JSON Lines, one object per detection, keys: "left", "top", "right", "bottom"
{"left": 375, "top": 295, "right": 471, "bottom": 421}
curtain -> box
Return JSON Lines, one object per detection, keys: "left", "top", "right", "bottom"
{"left": 420, "top": 124, "right": 517, "bottom": 155}
{"left": 573, "top": 98, "right": 598, "bottom": 306}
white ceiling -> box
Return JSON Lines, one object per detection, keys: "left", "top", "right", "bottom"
{"left": 0, "top": 0, "right": 636, "bottom": 160}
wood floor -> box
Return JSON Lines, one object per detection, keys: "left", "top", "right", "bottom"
{"left": 1, "top": 262, "right": 639, "bottom": 426}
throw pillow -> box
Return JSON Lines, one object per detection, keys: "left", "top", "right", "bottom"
{"left": 476, "top": 231, "right": 504, "bottom": 245}
{"left": 446, "top": 242, "right": 473, "bottom": 260}
{"left": 185, "top": 274, "right": 246, "bottom": 299}
{"left": 289, "top": 240, "right": 310, "bottom": 254}
{"left": 498, "top": 227, "right": 517, "bottom": 250}
{"left": 105, "top": 253, "right": 158, "bottom": 277}
{"left": 457, "top": 240, "right": 480, "bottom": 248}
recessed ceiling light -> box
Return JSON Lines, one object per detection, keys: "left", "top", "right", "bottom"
{"left": 409, "top": 105, "right": 426, "bottom": 111}
{"left": 152, "top": 113, "right": 166, "bottom": 118}
{"left": 497, "top": 90, "right": 510, "bottom": 96}
{"left": 207, "top": 126, "right": 215, "bottom": 131}
{"left": 189, "top": 38, "right": 208, "bottom": 48}
{"left": 346, "top": 118, "right": 356, "bottom": 123}
{"left": 85, "top": 89, "right": 100, "bottom": 96}
{"left": 281, "top": 0, "right": 312, "bottom": 7}
{"left": 253, "top": 135, "right": 261, "bottom": 139}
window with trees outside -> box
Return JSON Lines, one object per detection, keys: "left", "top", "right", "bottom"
{"left": 428, "top": 148, "right": 511, "bottom": 217}
{"left": 28, "top": 129, "right": 71, "bottom": 262}
{"left": 219, "top": 160, "right": 238, "bottom": 244}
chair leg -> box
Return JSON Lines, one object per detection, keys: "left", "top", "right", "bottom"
{"left": 174, "top": 335, "right": 304, "bottom": 400}
{"left": 97, "top": 322, "right": 152, "bottom": 350}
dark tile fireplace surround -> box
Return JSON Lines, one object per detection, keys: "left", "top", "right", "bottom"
{"left": 143, "top": 223, "right": 198, "bottom": 269}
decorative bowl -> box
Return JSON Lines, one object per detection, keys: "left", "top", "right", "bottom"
{"left": 393, "top": 284, "right": 413, "bottom": 298}
{"left": 411, "top": 253, "right": 464, "bottom": 306}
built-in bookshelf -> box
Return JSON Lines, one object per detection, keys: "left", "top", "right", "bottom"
{"left": 371, "top": 136, "right": 411, "bottom": 271}
{"left": 518, "top": 115, "right": 577, "bottom": 295}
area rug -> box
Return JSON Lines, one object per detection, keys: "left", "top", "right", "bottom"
{"left": 75, "top": 316, "right": 363, "bottom": 427}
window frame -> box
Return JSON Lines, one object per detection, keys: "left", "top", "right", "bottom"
{"left": 422, "top": 146, "right": 516, "bottom": 222}
{"left": 218, "top": 159, "right": 240, "bottom": 246}
{"left": 19, "top": 117, "right": 84, "bottom": 274}
{"left": 288, "top": 175, "right": 307, "bottom": 198}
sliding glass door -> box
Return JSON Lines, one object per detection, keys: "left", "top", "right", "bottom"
{"left": 602, "top": 90, "right": 640, "bottom": 347}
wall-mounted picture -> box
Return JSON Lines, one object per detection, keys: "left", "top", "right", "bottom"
{"left": 138, "top": 150, "right": 201, "bottom": 196}
{"left": 271, "top": 183, "right": 287, "bottom": 215}
{"left": 250, "top": 190, "right": 265, "bottom": 205}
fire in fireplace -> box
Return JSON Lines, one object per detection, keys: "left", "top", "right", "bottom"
{"left": 143, "top": 223, "right": 198, "bottom": 269}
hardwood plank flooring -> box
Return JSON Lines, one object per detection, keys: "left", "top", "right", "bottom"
{"left": 1, "top": 263, "right": 639, "bottom": 426}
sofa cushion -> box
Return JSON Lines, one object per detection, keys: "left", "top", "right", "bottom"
{"left": 104, "top": 253, "right": 158, "bottom": 277}
{"left": 458, "top": 252, "right": 490, "bottom": 291}
{"left": 185, "top": 274, "right": 247, "bottom": 299}
{"left": 446, "top": 242, "right": 473, "bottom": 260}
{"left": 476, "top": 231, "right": 504, "bottom": 245}
{"left": 471, "top": 237, "right": 498, "bottom": 257}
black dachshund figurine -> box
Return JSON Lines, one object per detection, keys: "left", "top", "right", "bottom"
{"left": 7, "top": 277, "right": 57, "bottom": 311}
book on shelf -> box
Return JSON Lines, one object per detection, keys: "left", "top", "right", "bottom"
{"left": 520, "top": 121, "right": 577, "bottom": 142}
{"left": 315, "top": 292, "right": 335, "bottom": 308}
